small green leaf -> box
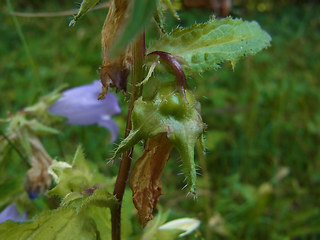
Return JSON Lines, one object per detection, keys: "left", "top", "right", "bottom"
{"left": 154, "top": 0, "right": 165, "bottom": 33}
{"left": 109, "top": 0, "right": 156, "bottom": 58}
{"left": 71, "top": 144, "right": 91, "bottom": 170}
{"left": 75, "top": 188, "right": 116, "bottom": 211}
{"left": 48, "top": 159, "right": 87, "bottom": 198}
{"left": 161, "top": 0, "right": 180, "bottom": 20}
{"left": 48, "top": 146, "right": 108, "bottom": 199}
{"left": 147, "top": 17, "right": 271, "bottom": 74}
{"left": 69, "top": 0, "right": 100, "bottom": 26}
{"left": 24, "top": 85, "right": 66, "bottom": 120}
{"left": 154, "top": 0, "right": 180, "bottom": 33}
{"left": 61, "top": 192, "right": 83, "bottom": 206}
{"left": 27, "top": 120, "right": 60, "bottom": 135}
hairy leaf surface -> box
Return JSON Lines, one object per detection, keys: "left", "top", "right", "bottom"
{"left": 0, "top": 207, "right": 95, "bottom": 240}
{"left": 147, "top": 17, "right": 271, "bottom": 74}
{"left": 0, "top": 189, "right": 116, "bottom": 240}
{"left": 48, "top": 146, "right": 107, "bottom": 199}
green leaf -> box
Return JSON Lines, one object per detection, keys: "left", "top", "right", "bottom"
{"left": 72, "top": 188, "right": 116, "bottom": 211}
{"left": 69, "top": 0, "right": 100, "bottom": 26}
{"left": 48, "top": 146, "right": 109, "bottom": 199}
{"left": 109, "top": 0, "right": 156, "bottom": 58}
{"left": 0, "top": 207, "right": 97, "bottom": 240}
{"left": 147, "top": 17, "right": 271, "bottom": 74}
{"left": 84, "top": 191, "right": 133, "bottom": 240}
{"left": 85, "top": 190, "right": 132, "bottom": 239}
{"left": 27, "top": 120, "right": 60, "bottom": 135}
{"left": 24, "top": 84, "right": 66, "bottom": 120}
{"left": 154, "top": 0, "right": 165, "bottom": 33}
{"left": 112, "top": 84, "right": 205, "bottom": 194}
{"left": 0, "top": 189, "right": 116, "bottom": 240}
{"left": 161, "top": 0, "right": 180, "bottom": 20}
{"left": 154, "top": 0, "right": 180, "bottom": 33}
{"left": 48, "top": 159, "right": 88, "bottom": 198}
{"left": 87, "top": 206, "right": 112, "bottom": 240}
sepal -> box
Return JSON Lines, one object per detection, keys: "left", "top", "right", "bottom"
{"left": 113, "top": 84, "right": 205, "bottom": 194}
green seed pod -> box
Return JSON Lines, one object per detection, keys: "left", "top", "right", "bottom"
{"left": 112, "top": 83, "right": 205, "bottom": 195}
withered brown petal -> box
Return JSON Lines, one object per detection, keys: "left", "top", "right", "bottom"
{"left": 129, "top": 133, "right": 173, "bottom": 227}
{"left": 100, "top": 64, "right": 130, "bottom": 94}
{"left": 100, "top": 0, "right": 132, "bottom": 95}
{"left": 25, "top": 136, "right": 53, "bottom": 195}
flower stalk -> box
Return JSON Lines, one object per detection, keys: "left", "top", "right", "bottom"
{"left": 111, "top": 33, "right": 145, "bottom": 240}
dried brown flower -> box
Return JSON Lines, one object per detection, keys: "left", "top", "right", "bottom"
{"left": 100, "top": 0, "right": 132, "bottom": 97}
{"left": 25, "top": 136, "right": 53, "bottom": 196}
{"left": 129, "top": 133, "right": 173, "bottom": 226}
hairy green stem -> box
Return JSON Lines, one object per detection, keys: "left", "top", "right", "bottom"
{"left": 111, "top": 33, "right": 145, "bottom": 240}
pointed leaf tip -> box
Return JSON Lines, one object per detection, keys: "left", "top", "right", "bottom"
{"left": 69, "top": 0, "right": 100, "bottom": 26}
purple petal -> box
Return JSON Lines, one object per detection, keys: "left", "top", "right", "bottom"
{"left": 98, "top": 116, "right": 119, "bottom": 142}
{"left": 49, "top": 80, "right": 121, "bottom": 125}
{"left": 28, "top": 191, "right": 38, "bottom": 200}
{"left": 0, "top": 203, "right": 27, "bottom": 223}
{"left": 101, "top": 92, "right": 121, "bottom": 116}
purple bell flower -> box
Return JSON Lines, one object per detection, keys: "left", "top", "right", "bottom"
{"left": 49, "top": 81, "right": 121, "bottom": 142}
{"left": 0, "top": 203, "right": 27, "bottom": 223}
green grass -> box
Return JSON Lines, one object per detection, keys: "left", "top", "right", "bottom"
{"left": 1, "top": 1, "right": 320, "bottom": 239}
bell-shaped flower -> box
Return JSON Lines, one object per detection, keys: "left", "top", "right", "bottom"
{"left": 49, "top": 80, "right": 121, "bottom": 142}
{"left": 0, "top": 204, "right": 27, "bottom": 223}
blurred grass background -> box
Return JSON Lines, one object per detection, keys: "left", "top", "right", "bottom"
{"left": 1, "top": 0, "right": 320, "bottom": 239}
